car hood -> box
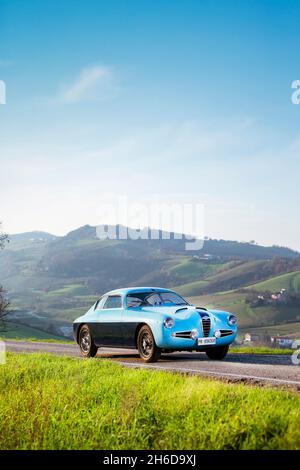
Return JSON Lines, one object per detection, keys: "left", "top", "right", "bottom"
{"left": 139, "top": 305, "right": 208, "bottom": 319}
{"left": 139, "top": 305, "right": 232, "bottom": 322}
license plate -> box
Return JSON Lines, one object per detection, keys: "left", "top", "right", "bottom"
{"left": 198, "top": 337, "right": 216, "bottom": 346}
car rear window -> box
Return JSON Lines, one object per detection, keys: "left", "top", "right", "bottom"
{"left": 103, "top": 295, "right": 122, "bottom": 309}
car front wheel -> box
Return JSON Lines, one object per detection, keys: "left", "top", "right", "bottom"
{"left": 78, "top": 325, "right": 98, "bottom": 358}
{"left": 137, "top": 325, "right": 161, "bottom": 363}
{"left": 205, "top": 345, "right": 229, "bottom": 360}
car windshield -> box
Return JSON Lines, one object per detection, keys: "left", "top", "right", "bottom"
{"left": 127, "top": 291, "right": 188, "bottom": 308}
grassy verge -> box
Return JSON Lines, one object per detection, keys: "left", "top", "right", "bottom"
{"left": 0, "top": 353, "right": 299, "bottom": 450}
{"left": 229, "top": 346, "right": 294, "bottom": 355}
{"left": 0, "top": 336, "right": 74, "bottom": 344}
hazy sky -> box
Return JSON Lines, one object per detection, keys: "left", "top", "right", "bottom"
{"left": 1, "top": 0, "right": 300, "bottom": 249}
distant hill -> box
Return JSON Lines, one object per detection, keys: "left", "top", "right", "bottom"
{"left": 7, "top": 224, "right": 299, "bottom": 258}
{"left": 188, "top": 288, "right": 300, "bottom": 333}
{"left": 10, "top": 231, "right": 58, "bottom": 243}
{"left": 200, "top": 239, "right": 298, "bottom": 259}
{"left": 245, "top": 270, "right": 300, "bottom": 294}
{"left": 187, "top": 269, "right": 300, "bottom": 335}
{"left": 176, "top": 258, "right": 300, "bottom": 296}
{"left": 0, "top": 224, "right": 299, "bottom": 338}
{"left": 8, "top": 231, "right": 58, "bottom": 250}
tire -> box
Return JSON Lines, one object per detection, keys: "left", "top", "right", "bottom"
{"left": 78, "top": 325, "right": 98, "bottom": 358}
{"left": 205, "top": 345, "right": 229, "bottom": 360}
{"left": 137, "top": 325, "right": 161, "bottom": 363}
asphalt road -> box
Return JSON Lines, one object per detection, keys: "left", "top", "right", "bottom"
{"left": 4, "top": 340, "right": 300, "bottom": 389}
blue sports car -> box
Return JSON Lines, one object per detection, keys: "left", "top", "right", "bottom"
{"left": 73, "top": 287, "right": 237, "bottom": 362}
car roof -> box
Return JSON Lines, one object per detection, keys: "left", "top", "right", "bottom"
{"left": 104, "top": 287, "right": 176, "bottom": 296}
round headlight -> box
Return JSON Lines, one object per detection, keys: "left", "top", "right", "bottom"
{"left": 164, "top": 317, "right": 174, "bottom": 329}
{"left": 214, "top": 329, "right": 221, "bottom": 338}
{"left": 228, "top": 315, "right": 237, "bottom": 326}
{"left": 190, "top": 329, "right": 199, "bottom": 340}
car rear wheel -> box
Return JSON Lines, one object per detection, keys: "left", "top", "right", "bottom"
{"left": 137, "top": 325, "right": 161, "bottom": 363}
{"left": 205, "top": 345, "right": 229, "bottom": 360}
{"left": 78, "top": 325, "right": 98, "bottom": 358}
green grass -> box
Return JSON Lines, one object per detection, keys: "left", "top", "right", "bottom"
{"left": 0, "top": 353, "right": 300, "bottom": 450}
{"left": 0, "top": 337, "right": 73, "bottom": 344}
{"left": 243, "top": 322, "right": 300, "bottom": 338}
{"left": 45, "top": 283, "right": 89, "bottom": 297}
{"left": 204, "top": 259, "right": 266, "bottom": 284}
{"left": 175, "top": 260, "right": 266, "bottom": 296}
{"left": 169, "top": 259, "right": 221, "bottom": 285}
{"left": 176, "top": 279, "right": 209, "bottom": 296}
{"left": 229, "top": 346, "right": 294, "bottom": 355}
{"left": 246, "top": 270, "right": 300, "bottom": 293}
{"left": 0, "top": 322, "right": 64, "bottom": 340}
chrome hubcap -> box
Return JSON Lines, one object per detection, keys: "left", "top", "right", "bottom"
{"left": 80, "top": 331, "right": 91, "bottom": 353}
{"left": 140, "top": 332, "right": 153, "bottom": 357}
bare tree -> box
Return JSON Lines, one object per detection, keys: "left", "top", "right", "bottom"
{"left": 0, "top": 223, "right": 9, "bottom": 331}
{"left": 0, "top": 286, "right": 9, "bottom": 328}
{"left": 0, "top": 223, "right": 8, "bottom": 249}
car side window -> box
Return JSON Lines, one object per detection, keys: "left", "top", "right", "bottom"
{"left": 95, "top": 296, "right": 107, "bottom": 310}
{"left": 103, "top": 295, "right": 122, "bottom": 309}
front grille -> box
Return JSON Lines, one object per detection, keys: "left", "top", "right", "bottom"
{"left": 202, "top": 316, "right": 211, "bottom": 337}
{"left": 173, "top": 331, "right": 192, "bottom": 339}
{"left": 220, "top": 329, "right": 233, "bottom": 337}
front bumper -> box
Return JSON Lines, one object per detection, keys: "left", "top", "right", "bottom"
{"left": 156, "top": 325, "right": 237, "bottom": 350}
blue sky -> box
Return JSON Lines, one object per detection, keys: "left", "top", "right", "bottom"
{"left": 0, "top": 0, "right": 300, "bottom": 249}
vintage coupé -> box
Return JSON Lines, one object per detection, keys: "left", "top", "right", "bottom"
{"left": 73, "top": 287, "right": 237, "bottom": 362}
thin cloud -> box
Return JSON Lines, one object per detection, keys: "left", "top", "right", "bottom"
{"left": 58, "top": 65, "right": 115, "bottom": 103}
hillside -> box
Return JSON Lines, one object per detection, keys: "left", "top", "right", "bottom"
{"left": 188, "top": 271, "right": 300, "bottom": 335}
{"left": 245, "top": 270, "right": 300, "bottom": 293}
{"left": 189, "top": 289, "right": 300, "bottom": 329}
{"left": 0, "top": 224, "right": 299, "bottom": 338}
{"left": 8, "top": 231, "right": 58, "bottom": 250}
{"left": 176, "top": 259, "right": 300, "bottom": 296}
{"left": 6, "top": 224, "right": 300, "bottom": 258}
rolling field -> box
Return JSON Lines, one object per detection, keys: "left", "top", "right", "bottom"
{"left": 189, "top": 291, "right": 258, "bottom": 327}
{"left": 242, "top": 322, "right": 300, "bottom": 338}
{"left": 245, "top": 270, "right": 300, "bottom": 293}
{"left": 175, "top": 279, "right": 209, "bottom": 296}
{"left": 189, "top": 289, "right": 300, "bottom": 330}
{"left": 0, "top": 322, "right": 64, "bottom": 340}
{"left": 176, "top": 260, "right": 266, "bottom": 296}
{"left": 0, "top": 353, "right": 300, "bottom": 450}
{"left": 167, "top": 258, "right": 228, "bottom": 286}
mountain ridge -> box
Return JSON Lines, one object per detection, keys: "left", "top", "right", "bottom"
{"left": 8, "top": 224, "right": 299, "bottom": 258}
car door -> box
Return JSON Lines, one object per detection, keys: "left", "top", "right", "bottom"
{"left": 121, "top": 295, "right": 143, "bottom": 348}
{"left": 93, "top": 294, "right": 123, "bottom": 347}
